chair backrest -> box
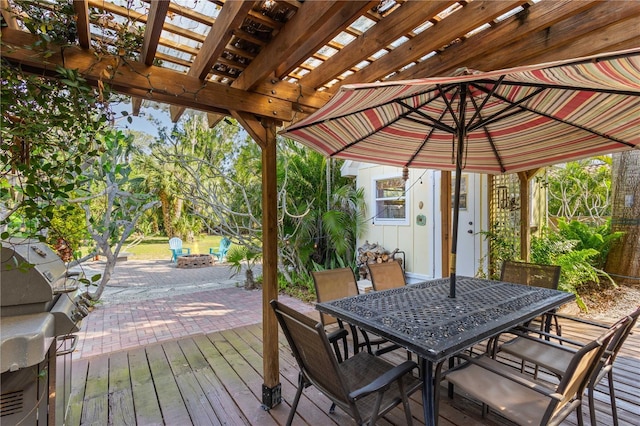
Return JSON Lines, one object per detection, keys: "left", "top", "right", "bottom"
{"left": 311, "top": 268, "right": 359, "bottom": 327}
{"left": 596, "top": 306, "right": 640, "bottom": 380}
{"left": 542, "top": 317, "right": 629, "bottom": 424}
{"left": 219, "top": 237, "right": 231, "bottom": 254}
{"left": 368, "top": 261, "right": 406, "bottom": 291}
{"left": 500, "top": 260, "right": 561, "bottom": 290}
{"left": 168, "top": 237, "right": 183, "bottom": 250}
{"left": 270, "top": 300, "right": 351, "bottom": 405}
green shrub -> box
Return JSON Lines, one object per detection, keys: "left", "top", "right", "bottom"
{"left": 554, "top": 218, "right": 623, "bottom": 269}
{"left": 531, "top": 220, "right": 620, "bottom": 311}
{"left": 277, "top": 270, "right": 316, "bottom": 303}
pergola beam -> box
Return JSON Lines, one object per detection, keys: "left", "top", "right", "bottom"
{"left": 1, "top": 28, "right": 295, "bottom": 121}
{"left": 468, "top": 1, "right": 640, "bottom": 73}
{"left": 274, "top": 0, "right": 376, "bottom": 80}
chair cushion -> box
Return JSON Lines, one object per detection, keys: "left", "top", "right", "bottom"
{"left": 446, "top": 356, "right": 553, "bottom": 425}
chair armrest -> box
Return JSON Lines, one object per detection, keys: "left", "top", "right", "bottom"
{"left": 551, "top": 312, "right": 609, "bottom": 329}
{"left": 505, "top": 327, "right": 583, "bottom": 350}
{"left": 327, "top": 328, "right": 349, "bottom": 344}
{"left": 349, "top": 360, "right": 417, "bottom": 400}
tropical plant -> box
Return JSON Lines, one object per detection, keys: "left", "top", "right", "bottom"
{"left": 531, "top": 232, "right": 597, "bottom": 311}
{"left": 1, "top": 63, "right": 111, "bottom": 239}
{"left": 554, "top": 218, "right": 623, "bottom": 269}
{"left": 226, "top": 244, "right": 262, "bottom": 290}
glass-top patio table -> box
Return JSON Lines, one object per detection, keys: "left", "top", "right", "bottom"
{"left": 316, "top": 276, "right": 574, "bottom": 426}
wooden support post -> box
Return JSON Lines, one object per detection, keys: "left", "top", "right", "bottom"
{"left": 517, "top": 169, "right": 540, "bottom": 262}
{"left": 260, "top": 119, "right": 280, "bottom": 408}
{"left": 234, "top": 112, "right": 281, "bottom": 409}
{"left": 440, "top": 171, "right": 452, "bottom": 277}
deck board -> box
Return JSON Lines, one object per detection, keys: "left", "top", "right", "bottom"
{"left": 64, "top": 316, "right": 640, "bottom": 425}
{"left": 146, "top": 344, "right": 192, "bottom": 424}
{"left": 107, "top": 351, "right": 136, "bottom": 426}
{"left": 81, "top": 355, "right": 109, "bottom": 425}
{"left": 128, "top": 347, "right": 164, "bottom": 425}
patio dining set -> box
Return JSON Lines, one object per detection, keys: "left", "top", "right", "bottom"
{"left": 274, "top": 260, "right": 640, "bottom": 426}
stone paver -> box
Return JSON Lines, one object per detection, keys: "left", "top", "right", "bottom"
{"left": 73, "top": 259, "right": 315, "bottom": 359}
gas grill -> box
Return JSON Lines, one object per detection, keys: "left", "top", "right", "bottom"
{"left": 1, "top": 238, "right": 90, "bottom": 425}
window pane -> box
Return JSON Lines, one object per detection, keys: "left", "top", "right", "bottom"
{"left": 376, "top": 199, "right": 406, "bottom": 218}
{"left": 375, "top": 177, "right": 406, "bottom": 220}
{"left": 376, "top": 177, "right": 405, "bottom": 198}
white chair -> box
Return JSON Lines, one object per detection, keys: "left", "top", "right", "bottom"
{"left": 168, "top": 237, "right": 190, "bottom": 262}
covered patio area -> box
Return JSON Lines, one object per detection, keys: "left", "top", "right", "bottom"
{"left": 65, "top": 315, "right": 639, "bottom": 425}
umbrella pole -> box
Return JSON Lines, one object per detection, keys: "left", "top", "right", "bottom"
{"left": 450, "top": 151, "right": 463, "bottom": 298}
{"left": 449, "top": 84, "right": 467, "bottom": 298}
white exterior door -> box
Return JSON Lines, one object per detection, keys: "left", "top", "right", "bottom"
{"left": 453, "top": 173, "right": 487, "bottom": 277}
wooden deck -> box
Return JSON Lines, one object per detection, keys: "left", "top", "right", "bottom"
{"left": 63, "top": 316, "right": 639, "bottom": 426}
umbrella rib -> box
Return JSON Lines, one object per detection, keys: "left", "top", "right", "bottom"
{"left": 401, "top": 110, "right": 454, "bottom": 134}
{"left": 468, "top": 95, "right": 507, "bottom": 173}
{"left": 497, "top": 80, "right": 640, "bottom": 97}
{"left": 395, "top": 87, "right": 457, "bottom": 134}
{"left": 473, "top": 85, "right": 637, "bottom": 148}
{"left": 288, "top": 86, "right": 442, "bottom": 132}
{"left": 406, "top": 109, "right": 450, "bottom": 168}
{"left": 465, "top": 76, "right": 505, "bottom": 131}
{"left": 332, "top": 108, "right": 413, "bottom": 156}
{"left": 467, "top": 85, "right": 546, "bottom": 131}
{"left": 436, "top": 84, "right": 462, "bottom": 129}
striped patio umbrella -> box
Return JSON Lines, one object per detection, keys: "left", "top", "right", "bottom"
{"left": 282, "top": 48, "right": 640, "bottom": 297}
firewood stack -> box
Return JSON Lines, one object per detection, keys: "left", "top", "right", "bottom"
{"left": 357, "top": 241, "right": 403, "bottom": 280}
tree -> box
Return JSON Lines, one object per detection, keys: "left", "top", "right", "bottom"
{"left": 547, "top": 158, "right": 612, "bottom": 223}
{"left": 71, "top": 130, "right": 159, "bottom": 300}
{"left": 605, "top": 150, "right": 640, "bottom": 285}
{"left": 149, "top": 116, "right": 365, "bottom": 286}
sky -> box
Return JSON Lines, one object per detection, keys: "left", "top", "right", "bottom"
{"left": 111, "top": 101, "right": 176, "bottom": 138}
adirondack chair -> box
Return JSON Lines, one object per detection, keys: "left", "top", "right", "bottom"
{"left": 209, "top": 237, "right": 231, "bottom": 261}
{"left": 168, "top": 237, "right": 190, "bottom": 263}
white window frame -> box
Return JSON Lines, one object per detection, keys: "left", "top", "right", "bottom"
{"left": 372, "top": 175, "right": 409, "bottom": 225}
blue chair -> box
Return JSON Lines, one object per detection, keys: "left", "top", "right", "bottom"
{"left": 209, "top": 237, "right": 231, "bottom": 261}
{"left": 168, "top": 237, "right": 190, "bottom": 262}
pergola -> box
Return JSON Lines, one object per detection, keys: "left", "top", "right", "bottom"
{"left": 2, "top": 0, "right": 639, "bottom": 408}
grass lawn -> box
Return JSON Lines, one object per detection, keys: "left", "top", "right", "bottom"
{"left": 122, "top": 235, "right": 224, "bottom": 260}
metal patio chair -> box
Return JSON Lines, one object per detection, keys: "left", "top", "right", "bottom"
{"left": 495, "top": 306, "right": 640, "bottom": 426}
{"left": 441, "top": 317, "right": 628, "bottom": 426}
{"left": 270, "top": 300, "right": 421, "bottom": 426}
{"left": 311, "top": 267, "right": 360, "bottom": 362}
{"left": 501, "top": 260, "right": 562, "bottom": 333}
{"left": 367, "top": 260, "right": 406, "bottom": 291}
{"left": 366, "top": 261, "right": 410, "bottom": 356}
{"left": 168, "top": 237, "right": 190, "bottom": 263}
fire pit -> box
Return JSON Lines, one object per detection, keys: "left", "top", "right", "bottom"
{"left": 177, "top": 254, "right": 214, "bottom": 268}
